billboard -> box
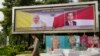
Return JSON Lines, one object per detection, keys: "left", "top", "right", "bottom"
{"left": 12, "top": 1, "right": 99, "bottom": 34}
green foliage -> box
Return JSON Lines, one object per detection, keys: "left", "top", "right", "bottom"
{"left": 0, "top": 32, "right": 6, "bottom": 46}
{"left": 34, "top": 1, "right": 44, "bottom": 5}
{"left": 0, "top": 45, "right": 25, "bottom": 56}
{"left": 19, "top": 0, "right": 34, "bottom": 6}
{"left": 9, "top": 34, "right": 29, "bottom": 46}
{"left": 1, "top": 8, "right": 12, "bottom": 35}
{"left": 45, "top": 0, "right": 67, "bottom": 4}
{"left": 46, "top": 0, "right": 58, "bottom": 4}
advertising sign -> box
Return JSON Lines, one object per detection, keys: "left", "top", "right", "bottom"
{"left": 12, "top": 1, "right": 98, "bottom": 34}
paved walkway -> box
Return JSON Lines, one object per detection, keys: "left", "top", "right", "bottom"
{"left": 16, "top": 53, "right": 45, "bottom": 56}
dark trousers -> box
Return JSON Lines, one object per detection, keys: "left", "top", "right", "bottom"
{"left": 32, "top": 50, "right": 40, "bottom": 56}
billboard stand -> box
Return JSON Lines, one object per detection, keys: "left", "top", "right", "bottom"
{"left": 43, "top": 34, "right": 46, "bottom": 44}
{"left": 6, "top": 36, "right": 9, "bottom": 46}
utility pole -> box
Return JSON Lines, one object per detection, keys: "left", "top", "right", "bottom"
{"left": 6, "top": 36, "right": 9, "bottom": 46}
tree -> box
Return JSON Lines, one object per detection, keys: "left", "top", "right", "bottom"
{"left": 0, "top": 32, "right": 6, "bottom": 46}
{"left": 45, "top": 0, "right": 67, "bottom": 4}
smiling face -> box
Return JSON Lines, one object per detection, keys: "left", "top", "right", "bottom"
{"left": 33, "top": 15, "right": 40, "bottom": 24}
{"left": 67, "top": 12, "right": 74, "bottom": 21}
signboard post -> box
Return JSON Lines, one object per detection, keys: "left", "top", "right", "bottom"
{"left": 6, "top": 36, "right": 9, "bottom": 46}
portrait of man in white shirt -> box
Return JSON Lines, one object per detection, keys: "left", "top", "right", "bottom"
{"left": 31, "top": 15, "right": 46, "bottom": 30}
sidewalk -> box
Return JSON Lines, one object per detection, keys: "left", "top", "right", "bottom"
{"left": 16, "top": 53, "right": 45, "bottom": 56}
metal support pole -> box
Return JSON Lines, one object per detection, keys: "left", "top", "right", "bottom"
{"left": 6, "top": 36, "right": 9, "bottom": 46}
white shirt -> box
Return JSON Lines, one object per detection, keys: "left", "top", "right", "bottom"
{"left": 68, "top": 21, "right": 73, "bottom": 26}
{"left": 31, "top": 21, "right": 46, "bottom": 30}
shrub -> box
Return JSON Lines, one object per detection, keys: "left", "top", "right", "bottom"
{"left": 0, "top": 45, "right": 25, "bottom": 56}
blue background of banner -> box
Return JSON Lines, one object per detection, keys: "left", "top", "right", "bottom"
{"left": 46, "top": 35, "right": 71, "bottom": 51}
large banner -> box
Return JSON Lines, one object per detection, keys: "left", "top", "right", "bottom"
{"left": 12, "top": 1, "right": 98, "bottom": 34}
{"left": 45, "top": 35, "right": 81, "bottom": 51}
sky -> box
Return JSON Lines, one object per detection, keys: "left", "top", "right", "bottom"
{"left": 0, "top": 0, "right": 4, "bottom": 31}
